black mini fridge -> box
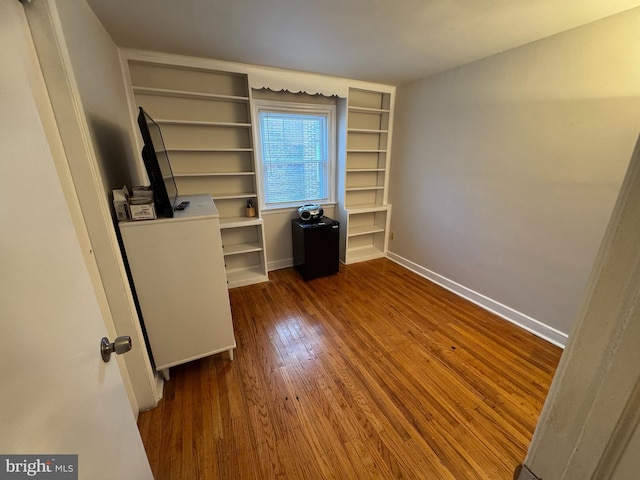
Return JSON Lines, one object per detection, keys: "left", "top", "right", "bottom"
{"left": 291, "top": 217, "right": 340, "bottom": 280}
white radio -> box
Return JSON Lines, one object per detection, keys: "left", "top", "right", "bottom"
{"left": 297, "top": 204, "right": 324, "bottom": 222}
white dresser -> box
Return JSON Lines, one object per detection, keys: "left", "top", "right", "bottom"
{"left": 119, "top": 194, "right": 235, "bottom": 380}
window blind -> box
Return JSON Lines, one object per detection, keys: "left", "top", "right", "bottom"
{"left": 258, "top": 111, "right": 329, "bottom": 205}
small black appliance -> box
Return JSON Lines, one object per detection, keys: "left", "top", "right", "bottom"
{"left": 291, "top": 216, "right": 339, "bottom": 280}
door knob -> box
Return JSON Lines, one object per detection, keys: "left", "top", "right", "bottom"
{"left": 100, "top": 336, "right": 132, "bottom": 363}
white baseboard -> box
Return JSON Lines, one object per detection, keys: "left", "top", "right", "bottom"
{"left": 268, "top": 258, "right": 294, "bottom": 272}
{"left": 386, "top": 251, "right": 568, "bottom": 348}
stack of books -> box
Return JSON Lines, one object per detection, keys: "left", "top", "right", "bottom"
{"left": 112, "top": 185, "right": 156, "bottom": 221}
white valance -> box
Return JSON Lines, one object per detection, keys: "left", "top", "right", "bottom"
{"left": 247, "top": 69, "right": 349, "bottom": 98}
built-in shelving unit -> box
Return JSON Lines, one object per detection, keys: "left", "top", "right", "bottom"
{"left": 219, "top": 217, "right": 266, "bottom": 288}
{"left": 338, "top": 88, "right": 393, "bottom": 264}
{"left": 127, "top": 60, "right": 268, "bottom": 287}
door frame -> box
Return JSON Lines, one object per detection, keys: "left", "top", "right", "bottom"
{"left": 518, "top": 135, "right": 640, "bottom": 478}
{"left": 22, "top": 0, "right": 161, "bottom": 412}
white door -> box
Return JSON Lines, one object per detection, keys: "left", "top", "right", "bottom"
{"left": 0, "top": 3, "right": 153, "bottom": 479}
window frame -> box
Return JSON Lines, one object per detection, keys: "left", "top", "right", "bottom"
{"left": 252, "top": 99, "right": 336, "bottom": 211}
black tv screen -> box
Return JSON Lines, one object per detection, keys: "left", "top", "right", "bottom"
{"left": 137, "top": 107, "right": 178, "bottom": 217}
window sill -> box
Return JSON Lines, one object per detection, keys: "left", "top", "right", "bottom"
{"left": 261, "top": 202, "right": 337, "bottom": 216}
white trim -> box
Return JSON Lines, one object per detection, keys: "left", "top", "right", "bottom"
{"left": 268, "top": 258, "right": 294, "bottom": 272}
{"left": 118, "top": 49, "right": 147, "bottom": 185}
{"left": 261, "top": 202, "right": 337, "bottom": 216}
{"left": 252, "top": 99, "right": 337, "bottom": 212}
{"left": 514, "top": 465, "right": 541, "bottom": 480}
{"left": 386, "top": 251, "right": 568, "bottom": 348}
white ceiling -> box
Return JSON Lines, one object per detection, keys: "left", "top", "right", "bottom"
{"left": 86, "top": 0, "right": 640, "bottom": 86}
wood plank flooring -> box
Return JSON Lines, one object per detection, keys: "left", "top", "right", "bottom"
{"left": 137, "top": 259, "right": 562, "bottom": 479}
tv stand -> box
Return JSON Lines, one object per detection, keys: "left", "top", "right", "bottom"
{"left": 119, "top": 194, "right": 235, "bottom": 378}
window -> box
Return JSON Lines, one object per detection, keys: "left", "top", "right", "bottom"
{"left": 254, "top": 101, "right": 335, "bottom": 210}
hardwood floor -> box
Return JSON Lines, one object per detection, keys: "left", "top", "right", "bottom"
{"left": 137, "top": 259, "right": 562, "bottom": 479}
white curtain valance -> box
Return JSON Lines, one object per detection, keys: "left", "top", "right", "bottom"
{"left": 248, "top": 69, "right": 348, "bottom": 98}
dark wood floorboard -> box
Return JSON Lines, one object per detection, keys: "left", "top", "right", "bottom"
{"left": 138, "top": 258, "right": 562, "bottom": 479}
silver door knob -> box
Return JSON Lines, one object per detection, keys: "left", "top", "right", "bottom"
{"left": 100, "top": 336, "right": 132, "bottom": 363}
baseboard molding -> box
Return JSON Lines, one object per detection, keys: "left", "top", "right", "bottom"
{"left": 268, "top": 258, "right": 293, "bottom": 272}
{"left": 514, "top": 464, "right": 542, "bottom": 480}
{"left": 386, "top": 252, "right": 568, "bottom": 348}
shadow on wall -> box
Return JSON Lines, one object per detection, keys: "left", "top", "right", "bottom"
{"left": 87, "top": 113, "right": 136, "bottom": 194}
{"left": 87, "top": 113, "right": 158, "bottom": 374}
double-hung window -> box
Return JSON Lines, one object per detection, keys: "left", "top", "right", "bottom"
{"left": 253, "top": 100, "right": 336, "bottom": 210}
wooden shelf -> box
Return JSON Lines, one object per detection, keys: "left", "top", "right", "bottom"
{"left": 348, "top": 106, "right": 390, "bottom": 114}
{"left": 211, "top": 192, "right": 257, "bottom": 200}
{"left": 226, "top": 265, "right": 269, "bottom": 289}
{"left": 167, "top": 147, "right": 253, "bottom": 153}
{"left": 155, "top": 119, "right": 251, "bottom": 128}
{"left": 219, "top": 217, "right": 263, "bottom": 229}
{"left": 347, "top": 245, "right": 385, "bottom": 263}
{"left": 173, "top": 171, "right": 255, "bottom": 178}
{"left": 223, "top": 242, "right": 263, "bottom": 256}
{"left": 346, "top": 168, "right": 385, "bottom": 173}
{"left": 348, "top": 225, "right": 386, "bottom": 237}
{"left": 346, "top": 149, "right": 387, "bottom": 153}
{"left": 346, "top": 186, "right": 384, "bottom": 192}
{"left": 344, "top": 204, "right": 386, "bottom": 211}
{"left": 346, "top": 204, "right": 390, "bottom": 214}
{"left": 347, "top": 128, "right": 388, "bottom": 134}
{"left": 132, "top": 86, "right": 249, "bottom": 103}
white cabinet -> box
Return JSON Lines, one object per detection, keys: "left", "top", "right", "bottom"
{"left": 220, "top": 216, "right": 267, "bottom": 288}
{"left": 338, "top": 88, "right": 394, "bottom": 264}
{"left": 344, "top": 206, "right": 391, "bottom": 263}
{"left": 119, "top": 194, "right": 235, "bottom": 378}
{"left": 127, "top": 59, "right": 268, "bottom": 287}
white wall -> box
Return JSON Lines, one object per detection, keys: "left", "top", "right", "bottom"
{"left": 55, "top": 0, "right": 139, "bottom": 191}
{"left": 389, "top": 8, "right": 640, "bottom": 341}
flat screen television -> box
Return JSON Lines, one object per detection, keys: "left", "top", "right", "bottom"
{"left": 137, "top": 107, "right": 178, "bottom": 217}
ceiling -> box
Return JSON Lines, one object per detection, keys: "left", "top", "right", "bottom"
{"left": 86, "top": 0, "right": 640, "bottom": 86}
